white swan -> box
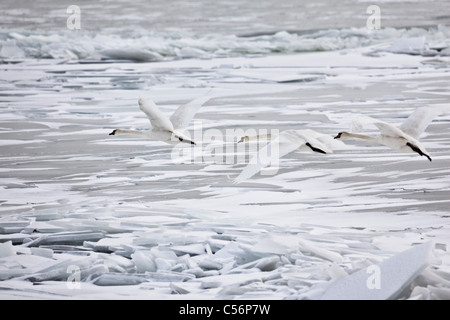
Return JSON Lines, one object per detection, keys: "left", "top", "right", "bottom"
{"left": 109, "top": 94, "right": 212, "bottom": 145}
{"left": 334, "top": 106, "right": 444, "bottom": 161}
{"left": 234, "top": 129, "right": 342, "bottom": 182}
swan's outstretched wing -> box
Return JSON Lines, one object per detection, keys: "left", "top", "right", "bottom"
{"left": 234, "top": 131, "right": 306, "bottom": 183}
{"left": 373, "top": 122, "right": 409, "bottom": 138}
{"left": 350, "top": 115, "right": 406, "bottom": 137}
{"left": 170, "top": 95, "right": 212, "bottom": 130}
{"left": 294, "top": 129, "right": 335, "bottom": 154}
{"left": 399, "top": 106, "right": 442, "bottom": 138}
{"left": 352, "top": 115, "right": 425, "bottom": 141}
{"left": 138, "top": 98, "right": 174, "bottom": 132}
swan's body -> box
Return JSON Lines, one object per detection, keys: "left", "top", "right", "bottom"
{"left": 334, "top": 106, "right": 444, "bottom": 161}
{"left": 235, "top": 129, "right": 342, "bottom": 182}
{"left": 109, "top": 95, "right": 212, "bottom": 145}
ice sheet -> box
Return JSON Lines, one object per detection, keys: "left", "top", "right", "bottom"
{"left": 1, "top": 13, "right": 450, "bottom": 300}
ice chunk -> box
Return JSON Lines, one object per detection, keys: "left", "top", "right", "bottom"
{"left": 131, "top": 251, "right": 157, "bottom": 273}
{"left": 170, "top": 282, "right": 190, "bottom": 295}
{"left": 82, "top": 264, "right": 109, "bottom": 281}
{"left": 0, "top": 269, "right": 30, "bottom": 281}
{"left": 385, "top": 37, "right": 426, "bottom": 55}
{"left": 155, "top": 258, "right": 173, "bottom": 271}
{"left": 144, "top": 270, "right": 195, "bottom": 282}
{"left": 92, "top": 273, "right": 146, "bottom": 286}
{"left": 251, "top": 236, "right": 292, "bottom": 255}
{"left": 176, "top": 47, "right": 208, "bottom": 59}
{"left": 213, "top": 242, "right": 248, "bottom": 260}
{"left": 0, "top": 241, "right": 15, "bottom": 258}
{"left": 201, "top": 280, "right": 222, "bottom": 289}
{"left": 184, "top": 267, "right": 207, "bottom": 278}
{"left": 409, "top": 286, "right": 430, "bottom": 300}
{"left": 0, "top": 233, "right": 39, "bottom": 245}
{"left": 0, "top": 227, "right": 24, "bottom": 234}
{"left": 170, "top": 243, "right": 206, "bottom": 256}
{"left": 198, "top": 258, "right": 223, "bottom": 271}
{"left": 26, "top": 231, "right": 105, "bottom": 246}
{"left": 429, "top": 286, "right": 450, "bottom": 300}
{"left": 30, "top": 247, "right": 53, "bottom": 259}
{"left": 200, "top": 272, "right": 264, "bottom": 290}
{"left": 0, "top": 40, "right": 25, "bottom": 59}
{"left": 100, "top": 49, "right": 163, "bottom": 62}
{"left": 26, "top": 257, "right": 103, "bottom": 283}
{"left": 320, "top": 242, "right": 433, "bottom": 300}
{"left": 26, "top": 263, "right": 76, "bottom": 282}
{"left": 327, "top": 263, "right": 348, "bottom": 281}
{"left": 105, "top": 254, "right": 135, "bottom": 273}
{"left": 413, "top": 268, "right": 450, "bottom": 288}
{"left": 0, "top": 221, "right": 29, "bottom": 234}
{"left": 440, "top": 48, "right": 450, "bottom": 56}
{"left": 255, "top": 256, "right": 280, "bottom": 271}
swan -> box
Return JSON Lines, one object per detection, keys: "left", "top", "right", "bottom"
{"left": 234, "top": 129, "right": 342, "bottom": 182}
{"left": 334, "top": 106, "right": 444, "bottom": 161}
{"left": 109, "top": 94, "right": 212, "bottom": 145}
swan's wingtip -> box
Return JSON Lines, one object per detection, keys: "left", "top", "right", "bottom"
{"left": 109, "top": 129, "right": 117, "bottom": 136}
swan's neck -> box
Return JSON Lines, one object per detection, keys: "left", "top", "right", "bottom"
{"left": 336, "top": 131, "right": 377, "bottom": 141}
{"left": 109, "top": 129, "right": 147, "bottom": 136}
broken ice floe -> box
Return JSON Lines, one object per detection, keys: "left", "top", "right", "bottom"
{"left": 0, "top": 209, "right": 449, "bottom": 299}
{"left": 320, "top": 242, "right": 433, "bottom": 300}
{"left": 1, "top": 22, "right": 450, "bottom": 299}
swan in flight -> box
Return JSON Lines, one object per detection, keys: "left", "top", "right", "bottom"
{"left": 109, "top": 94, "right": 212, "bottom": 145}
{"left": 234, "top": 129, "right": 342, "bottom": 182}
{"left": 334, "top": 106, "right": 445, "bottom": 161}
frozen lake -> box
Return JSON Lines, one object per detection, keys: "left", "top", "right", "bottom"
{"left": 1, "top": 0, "right": 450, "bottom": 300}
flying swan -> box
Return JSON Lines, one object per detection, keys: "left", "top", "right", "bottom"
{"left": 234, "top": 129, "right": 343, "bottom": 182}
{"left": 109, "top": 94, "right": 212, "bottom": 145}
{"left": 334, "top": 106, "right": 445, "bottom": 161}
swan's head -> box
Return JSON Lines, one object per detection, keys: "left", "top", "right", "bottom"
{"left": 334, "top": 132, "right": 344, "bottom": 139}
{"left": 237, "top": 136, "right": 249, "bottom": 143}
{"left": 334, "top": 131, "right": 352, "bottom": 139}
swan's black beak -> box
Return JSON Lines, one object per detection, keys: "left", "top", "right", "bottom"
{"left": 109, "top": 130, "right": 117, "bottom": 136}
{"left": 334, "top": 132, "right": 342, "bottom": 139}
